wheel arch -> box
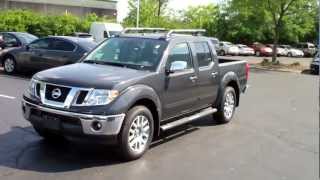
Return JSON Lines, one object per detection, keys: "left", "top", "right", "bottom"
{"left": 118, "top": 85, "right": 162, "bottom": 137}
{"left": 1, "top": 53, "right": 15, "bottom": 66}
{"left": 216, "top": 72, "right": 241, "bottom": 107}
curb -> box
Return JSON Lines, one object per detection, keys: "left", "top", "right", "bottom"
{"left": 249, "top": 64, "right": 303, "bottom": 74}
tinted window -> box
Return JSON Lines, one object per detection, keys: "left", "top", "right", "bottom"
{"left": 29, "top": 39, "right": 50, "bottom": 49}
{"left": 167, "top": 43, "right": 193, "bottom": 70}
{"left": 51, "top": 39, "right": 75, "bottom": 51}
{"left": 3, "top": 34, "right": 18, "bottom": 45}
{"left": 14, "top": 33, "right": 38, "bottom": 44}
{"left": 193, "top": 42, "right": 212, "bottom": 67}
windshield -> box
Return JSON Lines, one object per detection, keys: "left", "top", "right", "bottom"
{"left": 84, "top": 37, "right": 168, "bottom": 71}
{"left": 15, "top": 33, "right": 38, "bottom": 44}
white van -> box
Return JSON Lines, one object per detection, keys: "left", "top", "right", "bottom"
{"left": 89, "top": 22, "right": 124, "bottom": 43}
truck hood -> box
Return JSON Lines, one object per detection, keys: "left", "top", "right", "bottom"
{"left": 34, "top": 63, "right": 151, "bottom": 89}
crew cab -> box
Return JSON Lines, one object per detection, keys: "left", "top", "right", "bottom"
{"left": 22, "top": 29, "right": 248, "bottom": 160}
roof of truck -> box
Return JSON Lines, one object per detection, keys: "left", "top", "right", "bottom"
{"left": 118, "top": 33, "right": 209, "bottom": 42}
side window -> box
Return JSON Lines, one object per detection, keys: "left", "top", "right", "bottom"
{"left": 3, "top": 34, "right": 19, "bottom": 47}
{"left": 167, "top": 43, "right": 193, "bottom": 70}
{"left": 193, "top": 42, "right": 213, "bottom": 67}
{"left": 29, "top": 39, "right": 50, "bottom": 49}
{"left": 51, "top": 39, "right": 75, "bottom": 51}
{"left": 104, "top": 31, "right": 109, "bottom": 38}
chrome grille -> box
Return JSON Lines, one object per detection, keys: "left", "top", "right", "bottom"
{"left": 34, "top": 81, "right": 90, "bottom": 109}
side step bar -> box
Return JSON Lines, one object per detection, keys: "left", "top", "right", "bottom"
{"left": 160, "top": 107, "right": 217, "bottom": 131}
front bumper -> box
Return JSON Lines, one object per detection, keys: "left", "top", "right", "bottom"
{"left": 22, "top": 99, "right": 126, "bottom": 140}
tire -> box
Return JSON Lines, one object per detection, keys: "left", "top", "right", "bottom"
{"left": 3, "top": 56, "right": 17, "bottom": 74}
{"left": 33, "top": 126, "right": 64, "bottom": 142}
{"left": 288, "top": 52, "right": 292, "bottom": 57}
{"left": 220, "top": 50, "right": 226, "bottom": 56}
{"left": 213, "top": 87, "right": 237, "bottom": 124}
{"left": 119, "top": 106, "right": 154, "bottom": 161}
{"left": 255, "top": 51, "right": 261, "bottom": 57}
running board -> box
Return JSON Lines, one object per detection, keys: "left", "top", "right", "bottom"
{"left": 160, "top": 107, "right": 217, "bottom": 131}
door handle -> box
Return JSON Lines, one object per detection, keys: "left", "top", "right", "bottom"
{"left": 211, "top": 72, "right": 218, "bottom": 78}
{"left": 189, "top": 76, "right": 198, "bottom": 82}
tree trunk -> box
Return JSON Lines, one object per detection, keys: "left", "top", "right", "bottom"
{"left": 272, "top": 24, "right": 280, "bottom": 63}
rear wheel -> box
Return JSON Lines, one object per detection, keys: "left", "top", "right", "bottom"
{"left": 220, "top": 50, "right": 226, "bottom": 56}
{"left": 119, "top": 106, "right": 154, "bottom": 161}
{"left": 213, "top": 87, "right": 237, "bottom": 124}
{"left": 3, "top": 56, "right": 17, "bottom": 74}
{"left": 255, "top": 51, "right": 261, "bottom": 57}
{"left": 288, "top": 52, "right": 292, "bottom": 57}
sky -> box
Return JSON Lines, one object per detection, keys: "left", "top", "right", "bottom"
{"left": 117, "top": 0, "right": 216, "bottom": 22}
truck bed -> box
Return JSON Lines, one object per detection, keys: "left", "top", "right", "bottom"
{"left": 218, "top": 58, "right": 248, "bottom": 93}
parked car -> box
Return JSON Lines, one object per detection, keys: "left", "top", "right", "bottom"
{"left": 279, "top": 45, "right": 304, "bottom": 57}
{"left": 0, "top": 36, "right": 97, "bottom": 74}
{"left": 89, "top": 22, "right": 123, "bottom": 43}
{"left": 0, "top": 32, "right": 38, "bottom": 50}
{"left": 209, "top": 37, "right": 220, "bottom": 51}
{"left": 249, "top": 42, "right": 273, "bottom": 56}
{"left": 217, "top": 41, "right": 240, "bottom": 56}
{"left": 266, "top": 44, "right": 287, "bottom": 56}
{"left": 295, "top": 43, "right": 316, "bottom": 57}
{"left": 310, "top": 52, "right": 319, "bottom": 74}
{"left": 237, "top": 44, "right": 254, "bottom": 56}
{"left": 22, "top": 29, "right": 248, "bottom": 160}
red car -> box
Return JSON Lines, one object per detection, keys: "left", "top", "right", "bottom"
{"left": 249, "top": 42, "right": 273, "bottom": 56}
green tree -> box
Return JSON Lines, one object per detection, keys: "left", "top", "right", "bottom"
{"left": 182, "top": 5, "right": 219, "bottom": 36}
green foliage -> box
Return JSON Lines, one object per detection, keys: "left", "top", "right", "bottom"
{"left": 0, "top": 10, "right": 113, "bottom": 37}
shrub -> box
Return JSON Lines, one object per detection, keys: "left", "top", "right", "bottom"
{"left": 0, "top": 9, "right": 114, "bottom": 37}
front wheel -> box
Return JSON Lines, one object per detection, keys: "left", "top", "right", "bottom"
{"left": 119, "top": 106, "right": 154, "bottom": 161}
{"left": 213, "top": 87, "right": 237, "bottom": 124}
{"left": 3, "top": 56, "right": 17, "bottom": 74}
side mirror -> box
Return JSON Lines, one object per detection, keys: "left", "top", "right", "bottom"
{"left": 167, "top": 61, "right": 187, "bottom": 74}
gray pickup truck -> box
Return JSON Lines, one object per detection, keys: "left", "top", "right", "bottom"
{"left": 22, "top": 29, "right": 249, "bottom": 160}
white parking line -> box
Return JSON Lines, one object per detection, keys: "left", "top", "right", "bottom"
{"left": 0, "top": 94, "right": 16, "bottom": 100}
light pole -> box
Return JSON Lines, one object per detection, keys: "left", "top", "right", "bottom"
{"left": 136, "top": 0, "right": 140, "bottom": 28}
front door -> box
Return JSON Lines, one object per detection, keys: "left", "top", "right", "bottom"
{"left": 162, "top": 42, "right": 198, "bottom": 120}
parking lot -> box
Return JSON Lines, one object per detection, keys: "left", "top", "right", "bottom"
{"left": 0, "top": 67, "right": 318, "bottom": 180}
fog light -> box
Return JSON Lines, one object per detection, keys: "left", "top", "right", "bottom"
{"left": 91, "top": 121, "right": 102, "bottom": 131}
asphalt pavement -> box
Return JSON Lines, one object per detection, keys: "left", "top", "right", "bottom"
{"left": 0, "top": 69, "right": 318, "bottom": 180}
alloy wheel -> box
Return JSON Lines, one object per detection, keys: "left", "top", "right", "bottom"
{"left": 224, "top": 92, "right": 235, "bottom": 119}
{"left": 4, "top": 58, "right": 15, "bottom": 73}
{"left": 128, "top": 115, "right": 150, "bottom": 154}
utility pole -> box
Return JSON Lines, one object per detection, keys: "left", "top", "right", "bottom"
{"left": 136, "top": 0, "right": 140, "bottom": 28}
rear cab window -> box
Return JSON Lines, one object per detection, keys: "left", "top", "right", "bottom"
{"left": 192, "top": 42, "right": 213, "bottom": 68}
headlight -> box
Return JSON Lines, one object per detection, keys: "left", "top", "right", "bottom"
{"left": 82, "top": 89, "right": 119, "bottom": 106}
{"left": 28, "top": 78, "right": 37, "bottom": 96}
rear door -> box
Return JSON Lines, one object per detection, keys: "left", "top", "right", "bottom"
{"left": 162, "top": 42, "right": 198, "bottom": 120}
{"left": 190, "top": 41, "right": 220, "bottom": 108}
{"left": 41, "top": 38, "right": 77, "bottom": 69}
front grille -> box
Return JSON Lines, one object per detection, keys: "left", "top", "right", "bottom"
{"left": 35, "top": 83, "right": 41, "bottom": 97}
{"left": 45, "top": 84, "right": 71, "bottom": 102}
{"left": 76, "top": 90, "right": 89, "bottom": 104}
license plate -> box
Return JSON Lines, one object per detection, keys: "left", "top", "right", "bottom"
{"left": 42, "top": 114, "right": 60, "bottom": 130}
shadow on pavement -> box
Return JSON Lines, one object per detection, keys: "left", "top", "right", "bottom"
{"left": 0, "top": 116, "right": 220, "bottom": 173}
{"left": 301, "top": 69, "right": 319, "bottom": 76}
{"left": 0, "top": 69, "right": 34, "bottom": 80}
